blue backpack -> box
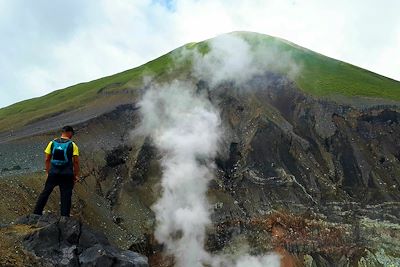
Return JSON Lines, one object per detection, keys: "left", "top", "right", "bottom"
{"left": 51, "top": 140, "right": 72, "bottom": 166}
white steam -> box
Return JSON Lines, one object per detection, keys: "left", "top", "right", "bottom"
{"left": 139, "top": 81, "right": 220, "bottom": 267}
{"left": 234, "top": 254, "right": 281, "bottom": 267}
{"left": 192, "top": 34, "right": 255, "bottom": 86}
{"left": 137, "top": 33, "right": 296, "bottom": 267}
{"left": 189, "top": 33, "right": 300, "bottom": 87}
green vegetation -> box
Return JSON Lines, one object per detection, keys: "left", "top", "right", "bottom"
{"left": 1, "top": 31, "right": 400, "bottom": 132}
{"left": 291, "top": 43, "right": 400, "bottom": 99}
{"left": 237, "top": 31, "right": 400, "bottom": 99}
{"left": 0, "top": 51, "right": 175, "bottom": 130}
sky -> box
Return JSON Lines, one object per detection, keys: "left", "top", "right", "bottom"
{"left": 0, "top": 0, "right": 399, "bottom": 108}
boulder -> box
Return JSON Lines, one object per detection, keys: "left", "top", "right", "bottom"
{"left": 19, "top": 214, "right": 148, "bottom": 267}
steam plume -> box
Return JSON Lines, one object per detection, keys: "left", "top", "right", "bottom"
{"left": 137, "top": 33, "right": 298, "bottom": 267}
{"left": 139, "top": 81, "right": 220, "bottom": 266}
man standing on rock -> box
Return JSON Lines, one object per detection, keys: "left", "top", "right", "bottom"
{"left": 33, "top": 126, "right": 80, "bottom": 217}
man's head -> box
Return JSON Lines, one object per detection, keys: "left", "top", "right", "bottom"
{"left": 61, "top": 125, "right": 75, "bottom": 139}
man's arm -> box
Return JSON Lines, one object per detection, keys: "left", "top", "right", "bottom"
{"left": 45, "top": 153, "right": 51, "bottom": 174}
{"left": 73, "top": 156, "right": 80, "bottom": 182}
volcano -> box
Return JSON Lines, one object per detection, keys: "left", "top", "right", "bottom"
{"left": 0, "top": 32, "right": 399, "bottom": 266}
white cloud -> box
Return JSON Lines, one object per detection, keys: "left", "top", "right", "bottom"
{"left": 1, "top": 0, "right": 399, "bottom": 108}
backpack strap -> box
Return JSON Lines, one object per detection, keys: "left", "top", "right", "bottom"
{"left": 63, "top": 140, "right": 72, "bottom": 162}
{"left": 51, "top": 139, "right": 58, "bottom": 155}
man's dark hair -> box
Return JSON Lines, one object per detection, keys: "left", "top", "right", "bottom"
{"left": 62, "top": 125, "right": 75, "bottom": 134}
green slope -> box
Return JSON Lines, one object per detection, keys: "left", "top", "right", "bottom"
{"left": 237, "top": 31, "right": 400, "bottom": 99}
{"left": 0, "top": 51, "right": 175, "bottom": 131}
{"left": 1, "top": 31, "right": 400, "bottom": 132}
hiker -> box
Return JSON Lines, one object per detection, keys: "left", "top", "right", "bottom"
{"left": 33, "top": 126, "right": 80, "bottom": 217}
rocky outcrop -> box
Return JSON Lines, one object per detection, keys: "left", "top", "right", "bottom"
{"left": 17, "top": 214, "right": 148, "bottom": 267}
{"left": 1, "top": 72, "right": 399, "bottom": 266}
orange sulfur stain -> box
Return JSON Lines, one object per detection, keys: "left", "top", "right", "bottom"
{"left": 275, "top": 247, "right": 298, "bottom": 267}
{"left": 272, "top": 225, "right": 299, "bottom": 267}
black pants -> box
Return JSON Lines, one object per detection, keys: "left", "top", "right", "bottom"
{"left": 33, "top": 174, "right": 74, "bottom": 217}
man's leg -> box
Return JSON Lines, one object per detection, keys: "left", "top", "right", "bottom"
{"left": 33, "top": 175, "right": 56, "bottom": 215}
{"left": 59, "top": 177, "right": 74, "bottom": 217}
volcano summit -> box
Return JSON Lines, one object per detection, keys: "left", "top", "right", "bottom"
{"left": 0, "top": 32, "right": 399, "bottom": 267}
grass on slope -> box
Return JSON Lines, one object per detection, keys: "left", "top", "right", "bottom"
{"left": 1, "top": 32, "right": 400, "bottom": 133}
{"left": 294, "top": 45, "right": 400, "bottom": 100}
{"left": 237, "top": 31, "right": 400, "bottom": 100}
{"left": 0, "top": 51, "right": 174, "bottom": 131}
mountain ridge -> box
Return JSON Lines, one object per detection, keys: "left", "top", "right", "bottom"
{"left": 1, "top": 31, "right": 400, "bottom": 133}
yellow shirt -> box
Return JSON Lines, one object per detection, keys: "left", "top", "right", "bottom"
{"left": 45, "top": 139, "right": 79, "bottom": 156}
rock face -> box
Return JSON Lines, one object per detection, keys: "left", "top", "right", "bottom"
{"left": 18, "top": 214, "right": 148, "bottom": 267}
{"left": 1, "top": 72, "right": 400, "bottom": 266}
{"left": 204, "top": 74, "right": 400, "bottom": 265}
